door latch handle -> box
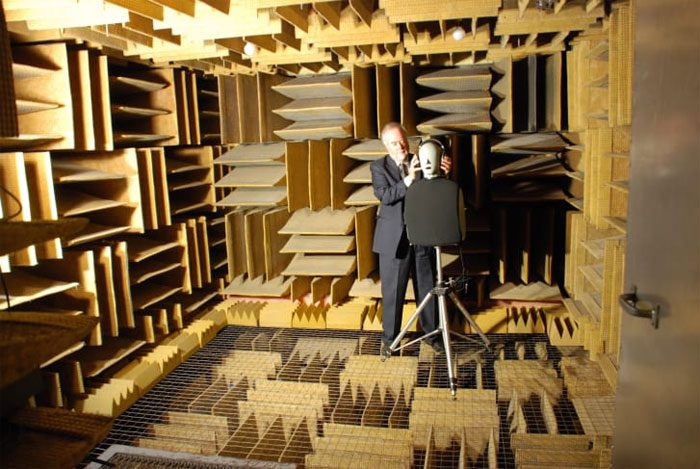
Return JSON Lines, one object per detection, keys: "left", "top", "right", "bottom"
{"left": 619, "top": 286, "right": 659, "bottom": 329}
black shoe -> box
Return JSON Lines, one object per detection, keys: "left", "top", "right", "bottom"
{"left": 428, "top": 339, "right": 445, "bottom": 355}
{"left": 380, "top": 340, "right": 392, "bottom": 361}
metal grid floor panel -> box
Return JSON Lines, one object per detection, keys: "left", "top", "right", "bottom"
{"left": 85, "top": 326, "right": 611, "bottom": 468}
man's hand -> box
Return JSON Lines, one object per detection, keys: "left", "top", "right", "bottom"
{"left": 408, "top": 154, "right": 421, "bottom": 179}
{"left": 440, "top": 155, "right": 452, "bottom": 174}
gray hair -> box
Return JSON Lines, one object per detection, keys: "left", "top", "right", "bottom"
{"left": 380, "top": 122, "right": 407, "bottom": 142}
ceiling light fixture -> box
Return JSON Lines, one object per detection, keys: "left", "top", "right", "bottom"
{"left": 243, "top": 41, "right": 257, "bottom": 56}
{"left": 452, "top": 26, "right": 466, "bottom": 41}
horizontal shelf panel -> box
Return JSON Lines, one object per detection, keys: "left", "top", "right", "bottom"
{"left": 12, "top": 62, "right": 58, "bottom": 80}
{"left": 114, "top": 133, "right": 173, "bottom": 144}
{"left": 170, "top": 200, "right": 212, "bottom": 215}
{"left": 168, "top": 290, "right": 219, "bottom": 315}
{"left": 344, "top": 185, "right": 379, "bottom": 206}
{"left": 580, "top": 291, "right": 603, "bottom": 322}
{"left": 168, "top": 180, "right": 211, "bottom": 192}
{"left": 211, "top": 237, "right": 226, "bottom": 248}
{"left": 57, "top": 189, "right": 127, "bottom": 216}
{"left": 342, "top": 138, "right": 420, "bottom": 160}
{"left": 215, "top": 166, "right": 286, "bottom": 188}
{"left": 604, "top": 216, "right": 627, "bottom": 234}
{"left": 209, "top": 216, "right": 226, "bottom": 226}
{"left": 273, "top": 96, "right": 352, "bottom": 121}
{"left": 489, "top": 281, "right": 562, "bottom": 302}
{"left": 581, "top": 238, "right": 605, "bottom": 260}
{"left": 16, "top": 99, "right": 62, "bottom": 115}
{"left": 342, "top": 139, "right": 386, "bottom": 160}
{"left": 565, "top": 170, "right": 585, "bottom": 181}
{"left": 109, "top": 75, "right": 169, "bottom": 95}
{"left": 607, "top": 180, "right": 629, "bottom": 193}
{"left": 200, "top": 110, "right": 220, "bottom": 117}
{"left": 566, "top": 197, "right": 584, "bottom": 210}
{"left": 491, "top": 133, "right": 568, "bottom": 154}
{"left": 491, "top": 155, "right": 565, "bottom": 178}
{"left": 282, "top": 254, "right": 356, "bottom": 276}
{"left": 272, "top": 73, "right": 352, "bottom": 99}
{"left": 579, "top": 264, "right": 604, "bottom": 292}
{"left": 416, "top": 112, "right": 492, "bottom": 134}
{"left": 416, "top": 65, "right": 492, "bottom": 91}
{"left": 0, "top": 312, "right": 97, "bottom": 388}
{"left": 212, "top": 257, "right": 227, "bottom": 270}
{"left": 0, "top": 270, "right": 79, "bottom": 310}
{"left": 52, "top": 161, "right": 126, "bottom": 183}
{"left": 132, "top": 283, "right": 182, "bottom": 311}
{"left": 126, "top": 238, "right": 180, "bottom": 263}
{"left": 343, "top": 162, "right": 372, "bottom": 184}
{"left": 111, "top": 105, "right": 171, "bottom": 118}
{"left": 580, "top": 234, "right": 624, "bottom": 260}
{"left": 0, "top": 219, "right": 88, "bottom": 256}
{"left": 201, "top": 134, "right": 221, "bottom": 142}
{"left": 0, "top": 134, "right": 63, "bottom": 149}
{"left": 274, "top": 119, "right": 353, "bottom": 141}
{"left": 130, "top": 260, "right": 181, "bottom": 285}
{"left": 165, "top": 158, "right": 209, "bottom": 174}
{"left": 216, "top": 187, "right": 287, "bottom": 207}
{"left": 416, "top": 90, "right": 492, "bottom": 113}
{"left": 349, "top": 273, "right": 413, "bottom": 300}
{"left": 281, "top": 235, "right": 355, "bottom": 254}
{"left": 199, "top": 89, "right": 219, "bottom": 98}
{"left": 222, "top": 275, "right": 292, "bottom": 297}
{"left": 279, "top": 207, "right": 355, "bottom": 235}
{"left": 63, "top": 223, "right": 131, "bottom": 247}
{"left": 72, "top": 337, "right": 147, "bottom": 378}
{"left": 214, "top": 142, "right": 286, "bottom": 166}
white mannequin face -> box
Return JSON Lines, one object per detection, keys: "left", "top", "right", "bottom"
{"left": 417, "top": 140, "right": 442, "bottom": 179}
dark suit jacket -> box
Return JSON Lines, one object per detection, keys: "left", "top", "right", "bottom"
{"left": 370, "top": 154, "right": 420, "bottom": 256}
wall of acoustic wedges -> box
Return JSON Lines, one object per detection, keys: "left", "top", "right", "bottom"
{"left": 0, "top": 0, "right": 634, "bottom": 424}
{"left": 1, "top": 43, "right": 229, "bottom": 412}
{"left": 561, "top": 2, "right": 634, "bottom": 390}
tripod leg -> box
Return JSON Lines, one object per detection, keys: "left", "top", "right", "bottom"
{"left": 389, "top": 291, "right": 434, "bottom": 352}
{"left": 437, "top": 294, "right": 458, "bottom": 398}
{"left": 448, "top": 291, "right": 491, "bottom": 348}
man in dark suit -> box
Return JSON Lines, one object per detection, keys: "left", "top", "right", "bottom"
{"left": 370, "top": 122, "right": 451, "bottom": 359}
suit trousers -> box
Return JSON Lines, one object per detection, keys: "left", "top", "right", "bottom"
{"left": 379, "top": 241, "right": 438, "bottom": 345}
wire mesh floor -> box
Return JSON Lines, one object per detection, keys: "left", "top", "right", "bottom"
{"left": 83, "top": 326, "right": 608, "bottom": 468}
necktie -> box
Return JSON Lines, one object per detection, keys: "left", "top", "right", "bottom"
{"left": 400, "top": 161, "right": 408, "bottom": 177}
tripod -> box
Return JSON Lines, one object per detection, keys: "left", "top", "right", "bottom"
{"left": 388, "top": 246, "right": 491, "bottom": 397}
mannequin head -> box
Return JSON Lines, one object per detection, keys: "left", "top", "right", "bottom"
{"left": 417, "top": 138, "right": 445, "bottom": 179}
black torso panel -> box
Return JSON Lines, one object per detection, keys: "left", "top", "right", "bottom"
{"left": 404, "top": 178, "right": 462, "bottom": 246}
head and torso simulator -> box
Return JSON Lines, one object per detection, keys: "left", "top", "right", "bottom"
{"left": 404, "top": 138, "right": 465, "bottom": 248}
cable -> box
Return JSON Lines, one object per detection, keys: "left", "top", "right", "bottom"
{"left": 0, "top": 184, "right": 23, "bottom": 221}
{"left": 452, "top": 242, "right": 469, "bottom": 294}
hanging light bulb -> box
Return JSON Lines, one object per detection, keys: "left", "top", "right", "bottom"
{"left": 243, "top": 41, "right": 257, "bottom": 56}
{"left": 535, "top": 0, "right": 555, "bottom": 11}
{"left": 452, "top": 26, "right": 466, "bottom": 41}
